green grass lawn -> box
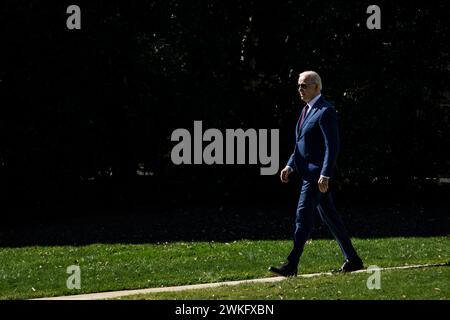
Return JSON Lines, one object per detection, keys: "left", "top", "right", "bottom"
{"left": 121, "top": 266, "right": 450, "bottom": 300}
{"left": 0, "top": 237, "right": 448, "bottom": 300}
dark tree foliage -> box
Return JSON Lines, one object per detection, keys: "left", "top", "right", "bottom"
{"left": 1, "top": 0, "right": 449, "bottom": 214}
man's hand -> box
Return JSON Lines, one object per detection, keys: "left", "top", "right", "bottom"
{"left": 318, "top": 176, "right": 329, "bottom": 193}
{"left": 280, "top": 166, "right": 293, "bottom": 183}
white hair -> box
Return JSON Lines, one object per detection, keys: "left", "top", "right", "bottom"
{"left": 299, "top": 71, "right": 322, "bottom": 90}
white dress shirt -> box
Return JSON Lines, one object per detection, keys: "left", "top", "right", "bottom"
{"left": 306, "top": 93, "right": 321, "bottom": 116}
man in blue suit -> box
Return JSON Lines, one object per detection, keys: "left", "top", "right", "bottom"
{"left": 269, "top": 71, "right": 363, "bottom": 276}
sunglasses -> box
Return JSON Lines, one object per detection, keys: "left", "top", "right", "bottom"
{"left": 298, "top": 83, "right": 314, "bottom": 89}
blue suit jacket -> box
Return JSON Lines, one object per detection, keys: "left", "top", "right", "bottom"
{"left": 287, "top": 96, "right": 339, "bottom": 181}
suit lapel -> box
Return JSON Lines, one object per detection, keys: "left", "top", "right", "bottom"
{"left": 301, "top": 107, "right": 318, "bottom": 129}
{"left": 300, "top": 96, "right": 324, "bottom": 130}
{"left": 297, "top": 96, "right": 325, "bottom": 140}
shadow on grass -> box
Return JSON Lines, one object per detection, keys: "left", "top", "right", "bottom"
{"left": 0, "top": 201, "right": 448, "bottom": 247}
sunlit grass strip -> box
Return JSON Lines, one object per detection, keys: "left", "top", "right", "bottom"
{"left": 33, "top": 262, "right": 449, "bottom": 300}
{"left": 0, "top": 237, "right": 448, "bottom": 299}
{"left": 120, "top": 266, "right": 450, "bottom": 300}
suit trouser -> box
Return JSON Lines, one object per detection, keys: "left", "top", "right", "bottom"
{"left": 287, "top": 179, "right": 359, "bottom": 265}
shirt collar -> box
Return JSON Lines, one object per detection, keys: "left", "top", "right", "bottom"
{"left": 307, "top": 93, "right": 322, "bottom": 109}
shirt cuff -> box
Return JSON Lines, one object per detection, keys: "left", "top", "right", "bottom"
{"left": 320, "top": 175, "right": 330, "bottom": 179}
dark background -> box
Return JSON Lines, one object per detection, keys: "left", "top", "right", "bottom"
{"left": 1, "top": 1, "right": 449, "bottom": 246}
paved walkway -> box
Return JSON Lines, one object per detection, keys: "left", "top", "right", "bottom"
{"left": 32, "top": 262, "right": 449, "bottom": 300}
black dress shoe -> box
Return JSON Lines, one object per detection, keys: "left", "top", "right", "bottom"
{"left": 268, "top": 263, "right": 298, "bottom": 277}
{"left": 332, "top": 258, "right": 364, "bottom": 273}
